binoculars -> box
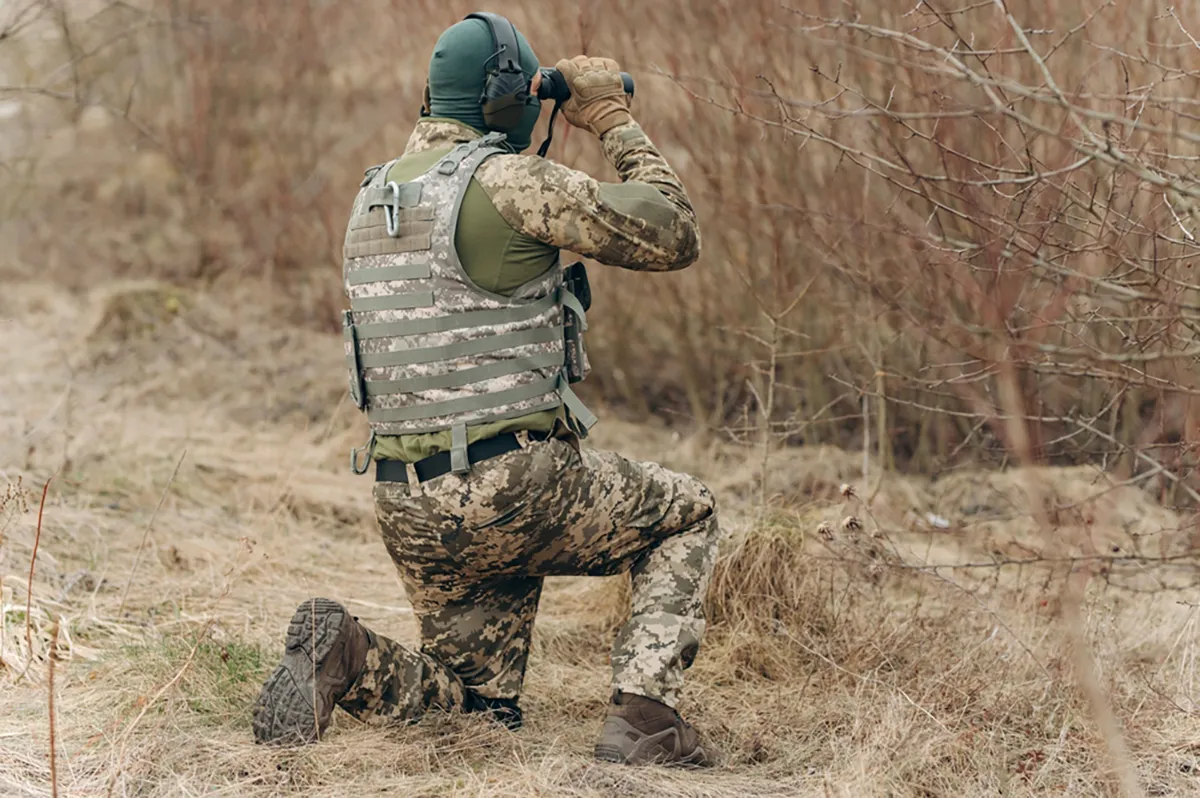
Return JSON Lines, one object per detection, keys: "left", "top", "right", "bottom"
{"left": 537, "top": 68, "right": 635, "bottom": 103}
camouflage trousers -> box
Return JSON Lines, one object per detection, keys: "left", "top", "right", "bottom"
{"left": 336, "top": 434, "right": 719, "bottom": 725}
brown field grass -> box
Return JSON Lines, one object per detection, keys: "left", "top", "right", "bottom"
{"left": 3, "top": 0, "right": 1200, "bottom": 796}
{"left": 0, "top": 279, "right": 1197, "bottom": 796}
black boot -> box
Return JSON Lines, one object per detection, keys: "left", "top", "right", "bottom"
{"left": 465, "top": 692, "right": 523, "bottom": 731}
{"left": 252, "top": 598, "right": 369, "bottom": 745}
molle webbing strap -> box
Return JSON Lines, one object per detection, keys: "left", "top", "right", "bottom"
{"left": 450, "top": 423, "right": 469, "bottom": 474}
{"left": 383, "top": 402, "right": 564, "bottom": 437}
{"left": 357, "top": 327, "right": 560, "bottom": 369}
{"left": 343, "top": 210, "right": 434, "bottom": 259}
{"left": 360, "top": 158, "right": 397, "bottom": 189}
{"left": 354, "top": 292, "right": 559, "bottom": 340}
{"left": 349, "top": 292, "right": 435, "bottom": 313}
{"left": 350, "top": 430, "right": 377, "bottom": 474}
{"left": 343, "top": 229, "right": 432, "bottom": 259}
{"left": 348, "top": 207, "right": 433, "bottom": 231}
{"left": 364, "top": 351, "right": 563, "bottom": 395}
{"left": 367, "top": 376, "right": 560, "bottom": 424}
{"left": 560, "top": 288, "right": 588, "bottom": 331}
{"left": 436, "top": 132, "right": 508, "bottom": 175}
{"left": 346, "top": 263, "right": 432, "bottom": 286}
{"left": 436, "top": 144, "right": 473, "bottom": 176}
{"left": 361, "top": 182, "right": 423, "bottom": 210}
{"left": 557, "top": 375, "right": 598, "bottom": 433}
{"left": 343, "top": 311, "right": 366, "bottom": 410}
{"left": 343, "top": 315, "right": 357, "bottom": 374}
{"left": 344, "top": 167, "right": 431, "bottom": 259}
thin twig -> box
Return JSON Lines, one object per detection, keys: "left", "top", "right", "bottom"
{"left": 860, "top": 391, "right": 872, "bottom": 496}
{"left": 777, "top": 623, "right": 951, "bottom": 733}
{"left": 104, "top": 621, "right": 211, "bottom": 798}
{"left": 118, "top": 450, "right": 187, "bottom": 615}
{"left": 758, "top": 313, "right": 781, "bottom": 510}
{"left": 47, "top": 616, "right": 60, "bottom": 798}
{"left": 311, "top": 597, "right": 319, "bottom": 739}
{"left": 1062, "top": 571, "right": 1146, "bottom": 798}
{"left": 25, "top": 473, "right": 55, "bottom": 673}
{"left": 1070, "top": 418, "right": 1200, "bottom": 506}
{"left": 924, "top": 569, "right": 1053, "bottom": 681}
{"left": 103, "top": 535, "right": 256, "bottom": 793}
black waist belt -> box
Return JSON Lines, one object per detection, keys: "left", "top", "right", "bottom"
{"left": 375, "top": 431, "right": 548, "bottom": 484}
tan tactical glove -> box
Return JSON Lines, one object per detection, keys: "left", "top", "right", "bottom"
{"left": 555, "top": 55, "right": 633, "bottom": 138}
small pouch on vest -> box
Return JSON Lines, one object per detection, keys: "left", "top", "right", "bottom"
{"left": 562, "top": 262, "right": 591, "bottom": 384}
{"left": 343, "top": 310, "right": 368, "bottom": 411}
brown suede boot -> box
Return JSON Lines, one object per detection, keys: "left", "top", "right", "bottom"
{"left": 252, "top": 598, "right": 369, "bottom": 745}
{"left": 594, "top": 692, "right": 711, "bottom": 766}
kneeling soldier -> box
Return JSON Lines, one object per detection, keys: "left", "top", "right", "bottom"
{"left": 253, "top": 12, "right": 719, "bottom": 766}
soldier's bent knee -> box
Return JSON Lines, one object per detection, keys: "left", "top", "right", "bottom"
{"left": 676, "top": 473, "right": 717, "bottom": 527}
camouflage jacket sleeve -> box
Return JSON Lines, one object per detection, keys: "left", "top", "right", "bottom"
{"left": 473, "top": 121, "right": 701, "bottom": 271}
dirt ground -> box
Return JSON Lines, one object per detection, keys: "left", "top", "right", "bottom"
{"left": 2, "top": 279, "right": 1200, "bottom": 797}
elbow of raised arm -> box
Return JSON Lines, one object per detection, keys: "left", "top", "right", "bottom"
{"left": 659, "top": 218, "right": 701, "bottom": 272}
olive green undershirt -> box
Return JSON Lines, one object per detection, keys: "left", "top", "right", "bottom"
{"left": 372, "top": 131, "right": 563, "bottom": 463}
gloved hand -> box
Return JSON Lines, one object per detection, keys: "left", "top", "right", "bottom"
{"left": 554, "top": 55, "right": 633, "bottom": 138}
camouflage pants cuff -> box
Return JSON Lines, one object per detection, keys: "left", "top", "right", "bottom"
{"left": 610, "top": 612, "right": 706, "bottom": 709}
{"left": 337, "top": 630, "right": 469, "bottom": 726}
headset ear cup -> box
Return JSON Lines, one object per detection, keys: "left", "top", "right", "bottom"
{"left": 464, "top": 12, "right": 531, "bottom": 134}
{"left": 480, "top": 72, "right": 530, "bottom": 133}
{"left": 482, "top": 96, "right": 525, "bottom": 132}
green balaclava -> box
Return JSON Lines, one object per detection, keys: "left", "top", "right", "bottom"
{"left": 427, "top": 17, "right": 542, "bottom": 153}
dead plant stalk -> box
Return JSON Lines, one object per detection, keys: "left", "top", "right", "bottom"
{"left": 24, "top": 472, "right": 54, "bottom": 675}
{"left": 118, "top": 449, "right": 187, "bottom": 615}
{"left": 104, "top": 620, "right": 212, "bottom": 798}
{"left": 995, "top": 360, "right": 1145, "bottom": 798}
{"left": 47, "top": 615, "right": 60, "bottom": 798}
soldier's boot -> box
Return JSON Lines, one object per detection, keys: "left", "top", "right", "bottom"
{"left": 593, "top": 692, "right": 711, "bottom": 767}
{"left": 465, "top": 694, "right": 523, "bottom": 731}
{"left": 252, "top": 597, "right": 368, "bottom": 745}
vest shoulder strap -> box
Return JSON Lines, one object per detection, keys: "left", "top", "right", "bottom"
{"left": 360, "top": 162, "right": 387, "bottom": 187}
{"left": 434, "top": 131, "right": 509, "bottom": 176}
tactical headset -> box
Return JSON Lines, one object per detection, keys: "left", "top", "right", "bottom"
{"left": 466, "top": 11, "right": 536, "bottom": 133}
{"left": 422, "top": 12, "right": 634, "bottom": 155}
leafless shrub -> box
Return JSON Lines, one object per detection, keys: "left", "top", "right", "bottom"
{"left": 5, "top": 0, "right": 1197, "bottom": 488}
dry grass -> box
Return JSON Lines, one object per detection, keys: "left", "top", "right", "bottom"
{"left": 1, "top": 280, "right": 1198, "bottom": 796}
{"left": 5, "top": 0, "right": 1200, "bottom": 476}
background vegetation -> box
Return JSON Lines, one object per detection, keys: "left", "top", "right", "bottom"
{"left": 5, "top": 0, "right": 1200, "bottom": 481}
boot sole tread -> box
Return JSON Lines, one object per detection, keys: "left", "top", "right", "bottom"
{"left": 252, "top": 598, "right": 347, "bottom": 745}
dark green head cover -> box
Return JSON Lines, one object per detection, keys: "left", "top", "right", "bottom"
{"left": 428, "top": 17, "right": 542, "bottom": 153}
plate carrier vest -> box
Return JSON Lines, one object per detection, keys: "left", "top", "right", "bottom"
{"left": 342, "top": 132, "right": 596, "bottom": 474}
